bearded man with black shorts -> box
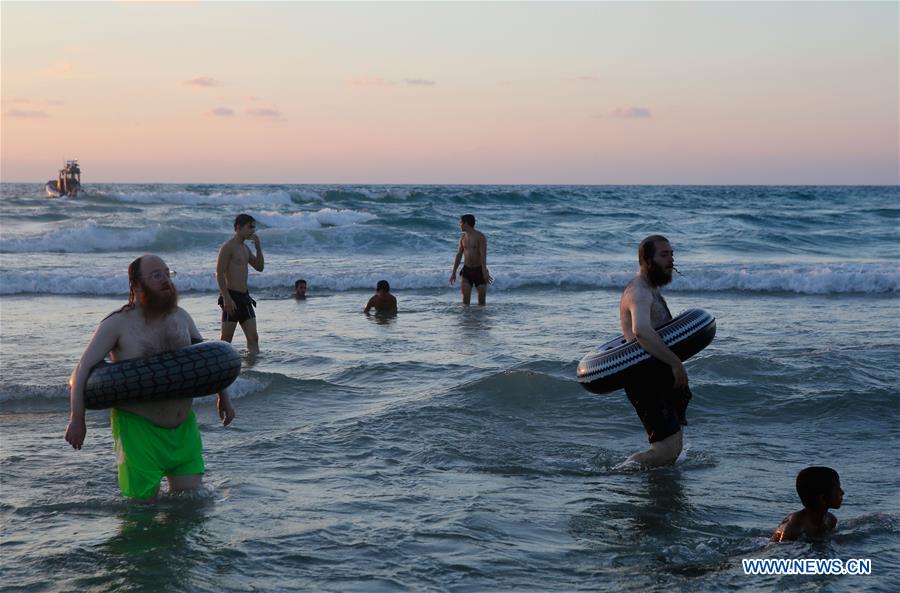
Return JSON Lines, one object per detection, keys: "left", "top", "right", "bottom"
{"left": 618, "top": 235, "right": 692, "bottom": 468}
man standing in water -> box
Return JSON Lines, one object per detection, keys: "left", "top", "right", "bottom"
{"left": 65, "top": 254, "right": 235, "bottom": 500}
{"left": 216, "top": 213, "right": 264, "bottom": 353}
{"left": 618, "top": 235, "right": 691, "bottom": 468}
{"left": 449, "top": 214, "right": 492, "bottom": 305}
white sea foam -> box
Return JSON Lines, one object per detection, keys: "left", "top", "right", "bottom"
{"left": 2, "top": 264, "right": 896, "bottom": 295}
{"left": 255, "top": 208, "right": 377, "bottom": 230}
{"left": 0, "top": 221, "right": 160, "bottom": 253}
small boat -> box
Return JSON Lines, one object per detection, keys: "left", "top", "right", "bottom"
{"left": 46, "top": 160, "right": 81, "bottom": 198}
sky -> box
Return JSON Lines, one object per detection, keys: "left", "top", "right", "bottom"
{"left": 1, "top": 1, "right": 898, "bottom": 184}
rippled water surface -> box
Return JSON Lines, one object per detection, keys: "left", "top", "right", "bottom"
{"left": 1, "top": 184, "right": 898, "bottom": 592}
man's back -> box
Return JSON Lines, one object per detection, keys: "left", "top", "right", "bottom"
{"left": 462, "top": 229, "right": 486, "bottom": 266}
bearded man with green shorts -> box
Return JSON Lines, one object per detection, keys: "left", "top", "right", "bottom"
{"left": 66, "top": 254, "right": 235, "bottom": 500}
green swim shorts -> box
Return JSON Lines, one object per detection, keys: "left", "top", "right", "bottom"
{"left": 110, "top": 408, "right": 204, "bottom": 499}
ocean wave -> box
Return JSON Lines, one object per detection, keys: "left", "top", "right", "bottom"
{"left": 255, "top": 208, "right": 377, "bottom": 230}
{"left": 1, "top": 263, "right": 897, "bottom": 295}
{"left": 105, "top": 188, "right": 296, "bottom": 206}
{"left": 0, "top": 220, "right": 160, "bottom": 253}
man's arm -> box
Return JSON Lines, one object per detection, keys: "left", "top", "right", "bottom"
{"left": 364, "top": 297, "right": 375, "bottom": 314}
{"left": 629, "top": 288, "right": 688, "bottom": 389}
{"left": 65, "top": 316, "right": 121, "bottom": 450}
{"left": 183, "top": 310, "right": 234, "bottom": 426}
{"left": 480, "top": 235, "right": 492, "bottom": 284}
{"left": 449, "top": 240, "right": 464, "bottom": 285}
{"left": 248, "top": 234, "right": 264, "bottom": 272}
{"left": 216, "top": 242, "right": 236, "bottom": 314}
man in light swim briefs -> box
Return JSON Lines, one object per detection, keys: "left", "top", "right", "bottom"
{"left": 449, "top": 214, "right": 492, "bottom": 305}
{"left": 217, "top": 213, "right": 265, "bottom": 353}
{"left": 618, "top": 235, "right": 691, "bottom": 468}
{"left": 65, "top": 254, "right": 235, "bottom": 501}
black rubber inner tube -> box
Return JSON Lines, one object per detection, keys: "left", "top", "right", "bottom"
{"left": 83, "top": 341, "right": 241, "bottom": 410}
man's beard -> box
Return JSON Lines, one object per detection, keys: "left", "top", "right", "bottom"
{"left": 647, "top": 261, "right": 673, "bottom": 287}
{"left": 138, "top": 281, "right": 178, "bottom": 318}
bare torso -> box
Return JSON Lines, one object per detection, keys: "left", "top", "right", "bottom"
{"left": 110, "top": 307, "right": 195, "bottom": 427}
{"left": 220, "top": 239, "right": 251, "bottom": 292}
{"left": 620, "top": 275, "right": 672, "bottom": 340}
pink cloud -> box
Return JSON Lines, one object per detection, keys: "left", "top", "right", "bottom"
{"left": 610, "top": 107, "right": 652, "bottom": 119}
{"left": 246, "top": 108, "right": 283, "bottom": 118}
{"left": 210, "top": 107, "right": 235, "bottom": 117}
{"left": 5, "top": 109, "right": 49, "bottom": 118}
{"left": 184, "top": 76, "right": 222, "bottom": 88}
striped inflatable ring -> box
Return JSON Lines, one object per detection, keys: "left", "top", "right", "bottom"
{"left": 84, "top": 341, "right": 241, "bottom": 410}
{"left": 577, "top": 308, "right": 716, "bottom": 395}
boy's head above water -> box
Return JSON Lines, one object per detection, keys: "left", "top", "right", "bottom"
{"left": 797, "top": 466, "right": 843, "bottom": 510}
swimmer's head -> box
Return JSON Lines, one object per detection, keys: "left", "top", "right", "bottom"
{"left": 459, "top": 214, "right": 476, "bottom": 229}
{"left": 639, "top": 235, "right": 674, "bottom": 287}
{"left": 796, "top": 466, "right": 843, "bottom": 510}
{"left": 376, "top": 280, "right": 390, "bottom": 293}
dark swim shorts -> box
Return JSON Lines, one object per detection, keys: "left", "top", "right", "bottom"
{"left": 459, "top": 265, "right": 487, "bottom": 287}
{"left": 624, "top": 359, "right": 691, "bottom": 443}
{"left": 218, "top": 289, "right": 257, "bottom": 324}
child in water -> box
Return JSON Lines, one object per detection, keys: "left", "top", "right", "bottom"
{"left": 364, "top": 280, "right": 397, "bottom": 314}
{"left": 772, "top": 466, "right": 843, "bottom": 542}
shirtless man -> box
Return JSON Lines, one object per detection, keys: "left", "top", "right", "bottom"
{"left": 449, "top": 214, "right": 492, "bottom": 305}
{"left": 618, "top": 235, "right": 691, "bottom": 468}
{"left": 364, "top": 280, "right": 398, "bottom": 314}
{"left": 65, "top": 255, "right": 235, "bottom": 501}
{"left": 216, "top": 213, "right": 264, "bottom": 353}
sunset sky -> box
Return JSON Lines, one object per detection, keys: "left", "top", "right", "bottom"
{"left": 2, "top": 1, "right": 897, "bottom": 184}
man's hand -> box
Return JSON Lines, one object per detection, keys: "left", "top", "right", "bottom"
{"left": 449, "top": 272, "right": 457, "bottom": 286}
{"left": 250, "top": 233, "right": 261, "bottom": 246}
{"left": 671, "top": 360, "right": 689, "bottom": 390}
{"left": 217, "top": 395, "right": 235, "bottom": 426}
{"left": 65, "top": 416, "right": 87, "bottom": 450}
{"left": 222, "top": 295, "right": 237, "bottom": 315}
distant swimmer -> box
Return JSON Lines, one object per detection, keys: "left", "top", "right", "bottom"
{"left": 216, "top": 213, "right": 264, "bottom": 353}
{"left": 618, "top": 235, "right": 691, "bottom": 468}
{"left": 449, "top": 214, "right": 492, "bottom": 305}
{"left": 364, "top": 280, "right": 397, "bottom": 314}
{"left": 772, "top": 467, "right": 843, "bottom": 542}
{"left": 294, "top": 278, "right": 307, "bottom": 300}
{"left": 65, "top": 255, "right": 235, "bottom": 501}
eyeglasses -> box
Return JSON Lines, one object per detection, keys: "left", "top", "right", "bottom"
{"left": 141, "top": 269, "right": 176, "bottom": 282}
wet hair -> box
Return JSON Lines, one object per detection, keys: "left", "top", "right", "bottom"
{"left": 103, "top": 256, "right": 142, "bottom": 320}
{"left": 234, "top": 213, "right": 256, "bottom": 229}
{"left": 796, "top": 467, "right": 840, "bottom": 508}
{"left": 294, "top": 279, "right": 307, "bottom": 288}
{"left": 460, "top": 214, "right": 476, "bottom": 227}
{"left": 376, "top": 280, "right": 390, "bottom": 292}
{"left": 639, "top": 234, "right": 670, "bottom": 269}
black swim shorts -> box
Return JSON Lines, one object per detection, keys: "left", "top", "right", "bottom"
{"left": 218, "top": 290, "right": 257, "bottom": 324}
{"left": 624, "top": 359, "right": 691, "bottom": 443}
{"left": 459, "top": 265, "right": 487, "bottom": 287}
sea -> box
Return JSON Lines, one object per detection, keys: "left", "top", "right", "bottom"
{"left": 1, "top": 183, "right": 898, "bottom": 593}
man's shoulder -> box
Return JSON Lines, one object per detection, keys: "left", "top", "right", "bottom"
{"left": 174, "top": 306, "right": 195, "bottom": 322}
{"left": 623, "top": 275, "right": 649, "bottom": 297}
{"left": 219, "top": 238, "right": 239, "bottom": 251}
